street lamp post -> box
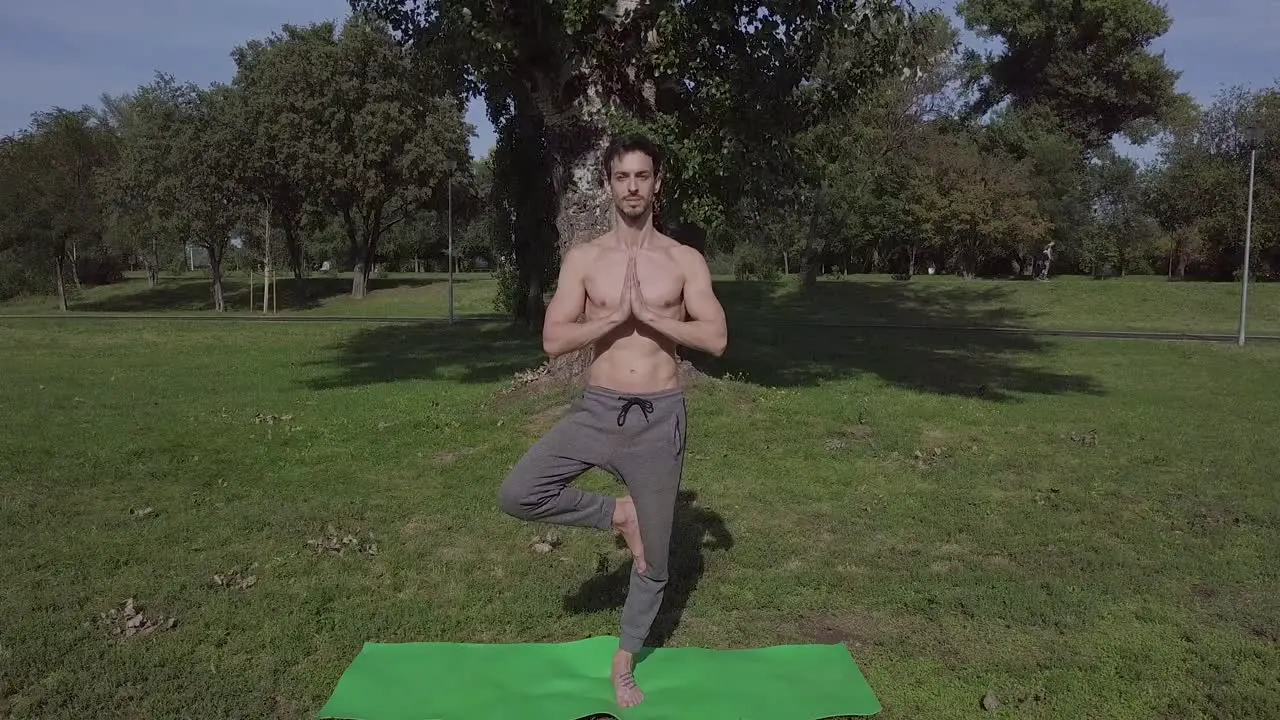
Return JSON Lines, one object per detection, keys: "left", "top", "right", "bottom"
{"left": 444, "top": 160, "right": 455, "bottom": 324}
{"left": 1238, "top": 126, "right": 1264, "bottom": 346}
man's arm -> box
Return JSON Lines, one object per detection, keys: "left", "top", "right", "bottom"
{"left": 643, "top": 247, "right": 728, "bottom": 357}
{"left": 541, "top": 245, "right": 627, "bottom": 357}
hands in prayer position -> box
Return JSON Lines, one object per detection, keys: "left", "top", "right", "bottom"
{"left": 609, "top": 248, "right": 660, "bottom": 328}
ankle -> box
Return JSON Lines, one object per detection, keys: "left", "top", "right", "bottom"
{"left": 611, "top": 496, "right": 630, "bottom": 526}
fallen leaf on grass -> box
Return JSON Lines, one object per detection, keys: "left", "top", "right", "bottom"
{"left": 307, "top": 525, "right": 379, "bottom": 556}
{"left": 100, "top": 598, "right": 176, "bottom": 640}
{"left": 212, "top": 568, "right": 258, "bottom": 590}
{"left": 531, "top": 531, "right": 562, "bottom": 554}
{"left": 913, "top": 447, "right": 947, "bottom": 470}
{"left": 1065, "top": 429, "right": 1099, "bottom": 447}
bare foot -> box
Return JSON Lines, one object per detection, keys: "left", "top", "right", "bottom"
{"left": 612, "top": 650, "right": 645, "bottom": 708}
{"left": 611, "top": 496, "right": 646, "bottom": 574}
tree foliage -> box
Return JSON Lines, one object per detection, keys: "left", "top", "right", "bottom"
{"left": 231, "top": 16, "right": 472, "bottom": 299}
{"left": 0, "top": 108, "right": 117, "bottom": 307}
{"left": 957, "top": 0, "right": 1186, "bottom": 150}
{"left": 0, "top": 1, "right": 1274, "bottom": 320}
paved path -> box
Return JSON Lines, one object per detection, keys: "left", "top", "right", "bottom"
{"left": 3, "top": 312, "right": 1278, "bottom": 344}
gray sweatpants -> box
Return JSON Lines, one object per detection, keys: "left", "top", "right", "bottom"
{"left": 498, "top": 385, "right": 688, "bottom": 653}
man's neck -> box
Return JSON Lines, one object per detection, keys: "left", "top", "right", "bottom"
{"left": 614, "top": 212, "right": 654, "bottom": 249}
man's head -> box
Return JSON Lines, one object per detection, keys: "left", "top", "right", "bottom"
{"left": 602, "top": 134, "right": 663, "bottom": 224}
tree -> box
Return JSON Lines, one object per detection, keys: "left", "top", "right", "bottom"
{"left": 1144, "top": 84, "right": 1279, "bottom": 280}
{"left": 109, "top": 76, "right": 248, "bottom": 311}
{"left": 231, "top": 23, "right": 336, "bottom": 290}
{"left": 957, "top": 0, "right": 1185, "bottom": 151}
{"left": 96, "top": 88, "right": 176, "bottom": 289}
{"left": 266, "top": 16, "right": 472, "bottom": 299}
{"left": 978, "top": 104, "right": 1092, "bottom": 275}
{"left": 780, "top": 7, "right": 963, "bottom": 285}
{"left": 1086, "top": 150, "right": 1164, "bottom": 276}
{"left": 354, "top": 0, "right": 919, "bottom": 329}
{"left": 0, "top": 109, "right": 117, "bottom": 310}
{"left": 907, "top": 127, "right": 1050, "bottom": 278}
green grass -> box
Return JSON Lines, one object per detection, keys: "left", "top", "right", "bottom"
{"left": 1, "top": 286, "right": 1279, "bottom": 718}
{"left": 4, "top": 270, "right": 1279, "bottom": 336}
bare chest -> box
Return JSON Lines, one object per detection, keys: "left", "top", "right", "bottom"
{"left": 585, "top": 253, "right": 684, "bottom": 312}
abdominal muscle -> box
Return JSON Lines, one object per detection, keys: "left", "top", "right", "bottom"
{"left": 586, "top": 319, "right": 681, "bottom": 394}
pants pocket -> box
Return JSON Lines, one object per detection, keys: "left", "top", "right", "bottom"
{"left": 672, "top": 411, "right": 687, "bottom": 458}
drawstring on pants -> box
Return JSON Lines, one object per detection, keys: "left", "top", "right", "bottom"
{"left": 616, "top": 396, "right": 654, "bottom": 426}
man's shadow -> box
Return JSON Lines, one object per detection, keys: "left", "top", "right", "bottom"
{"left": 563, "top": 490, "right": 733, "bottom": 647}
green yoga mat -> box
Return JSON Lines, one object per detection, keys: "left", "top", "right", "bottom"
{"left": 316, "top": 635, "right": 880, "bottom": 720}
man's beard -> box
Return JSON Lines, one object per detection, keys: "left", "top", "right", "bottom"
{"left": 616, "top": 196, "right": 649, "bottom": 221}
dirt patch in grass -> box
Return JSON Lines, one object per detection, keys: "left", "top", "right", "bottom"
{"left": 1187, "top": 507, "right": 1245, "bottom": 534}
{"left": 825, "top": 422, "right": 876, "bottom": 452}
{"left": 797, "top": 609, "right": 889, "bottom": 649}
{"left": 400, "top": 516, "right": 433, "bottom": 541}
{"left": 1191, "top": 583, "right": 1280, "bottom": 647}
{"left": 432, "top": 446, "right": 484, "bottom": 465}
{"left": 523, "top": 402, "right": 571, "bottom": 437}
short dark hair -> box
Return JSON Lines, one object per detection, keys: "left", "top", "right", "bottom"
{"left": 601, "top": 133, "right": 663, "bottom": 179}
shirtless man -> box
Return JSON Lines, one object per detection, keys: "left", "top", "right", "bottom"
{"left": 497, "top": 134, "right": 728, "bottom": 708}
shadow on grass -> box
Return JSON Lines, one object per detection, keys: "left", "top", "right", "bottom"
{"left": 680, "top": 280, "right": 1104, "bottom": 401}
{"left": 563, "top": 490, "right": 733, "bottom": 648}
{"left": 74, "top": 275, "right": 456, "bottom": 312}
{"left": 302, "top": 321, "right": 545, "bottom": 390}
{"left": 305, "top": 278, "right": 1102, "bottom": 400}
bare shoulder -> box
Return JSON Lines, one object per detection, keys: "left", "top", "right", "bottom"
{"left": 668, "top": 240, "right": 711, "bottom": 279}
{"left": 561, "top": 236, "right": 609, "bottom": 276}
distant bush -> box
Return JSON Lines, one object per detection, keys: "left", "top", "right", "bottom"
{"left": 0, "top": 250, "right": 53, "bottom": 301}
{"left": 75, "top": 252, "right": 127, "bottom": 287}
{"left": 733, "top": 244, "right": 780, "bottom": 282}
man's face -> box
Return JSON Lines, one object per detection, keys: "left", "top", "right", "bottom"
{"left": 606, "top": 150, "right": 661, "bottom": 221}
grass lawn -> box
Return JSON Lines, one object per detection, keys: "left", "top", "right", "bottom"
{"left": 1, "top": 288, "right": 1279, "bottom": 718}
{"left": 4, "top": 270, "right": 1279, "bottom": 337}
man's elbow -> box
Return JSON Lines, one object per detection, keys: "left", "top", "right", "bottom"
{"left": 707, "top": 326, "right": 728, "bottom": 357}
{"left": 541, "top": 333, "right": 564, "bottom": 358}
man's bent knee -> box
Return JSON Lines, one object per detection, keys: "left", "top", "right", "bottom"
{"left": 497, "top": 474, "right": 533, "bottom": 520}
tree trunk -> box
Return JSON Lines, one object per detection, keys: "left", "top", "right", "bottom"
{"left": 799, "top": 248, "right": 822, "bottom": 290}
{"left": 284, "top": 221, "right": 305, "bottom": 283}
{"left": 54, "top": 252, "right": 68, "bottom": 312}
{"left": 512, "top": 0, "right": 657, "bottom": 386}
{"left": 263, "top": 205, "right": 273, "bottom": 313}
{"left": 798, "top": 207, "right": 823, "bottom": 290}
{"left": 352, "top": 264, "right": 369, "bottom": 299}
{"left": 347, "top": 206, "right": 382, "bottom": 300}
{"left": 70, "top": 240, "right": 83, "bottom": 293}
{"left": 208, "top": 245, "right": 226, "bottom": 312}
{"left": 961, "top": 243, "right": 978, "bottom": 279}
{"left": 536, "top": 135, "right": 607, "bottom": 380}
{"left": 284, "top": 218, "right": 308, "bottom": 304}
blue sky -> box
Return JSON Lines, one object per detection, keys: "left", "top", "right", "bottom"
{"left": 2, "top": 0, "right": 1276, "bottom": 162}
